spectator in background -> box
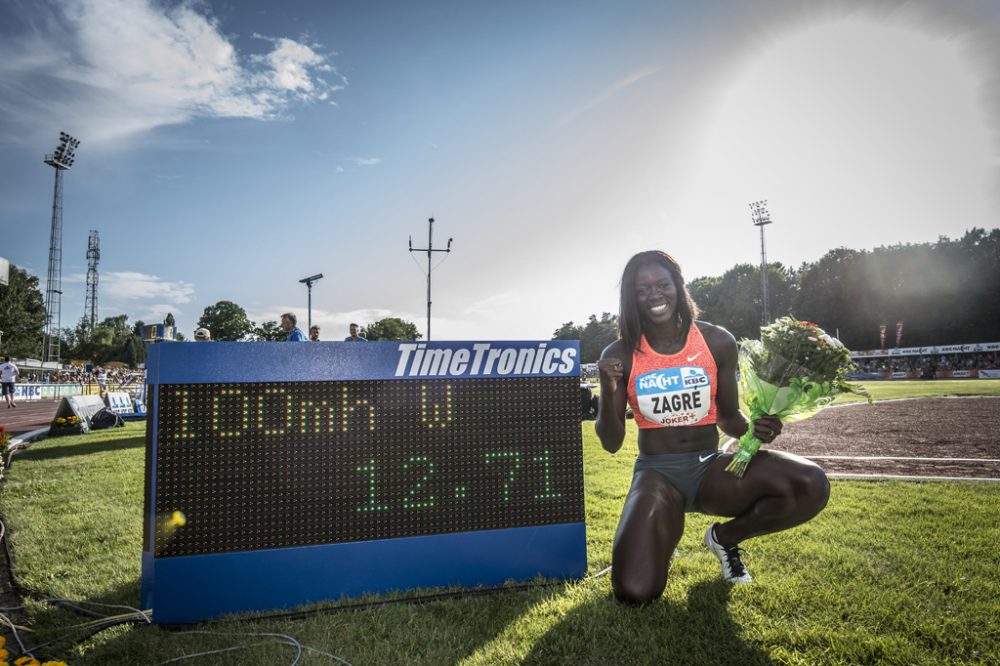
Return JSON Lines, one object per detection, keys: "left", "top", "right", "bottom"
{"left": 281, "top": 312, "right": 307, "bottom": 342}
{"left": 345, "top": 323, "right": 367, "bottom": 342}
{"left": 96, "top": 366, "right": 107, "bottom": 393}
{"left": 1, "top": 356, "right": 18, "bottom": 408}
{"left": 194, "top": 327, "right": 212, "bottom": 342}
{"left": 309, "top": 325, "right": 321, "bottom": 341}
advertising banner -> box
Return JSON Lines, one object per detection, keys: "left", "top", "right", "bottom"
{"left": 13, "top": 385, "right": 42, "bottom": 401}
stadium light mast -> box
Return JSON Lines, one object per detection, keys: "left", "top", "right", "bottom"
{"left": 42, "top": 132, "right": 80, "bottom": 363}
{"left": 749, "top": 200, "right": 773, "bottom": 326}
{"left": 408, "top": 217, "right": 453, "bottom": 341}
{"left": 84, "top": 230, "right": 100, "bottom": 335}
{"left": 298, "top": 273, "right": 324, "bottom": 332}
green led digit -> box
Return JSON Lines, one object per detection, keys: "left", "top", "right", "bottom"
{"left": 402, "top": 455, "right": 435, "bottom": 509}
{"left": 356, "top": 459, "right": 389, "bottom": 512}
{"left": 485, "top": 450, "right": 522, "bottom": 502}
{"left": 532, "top": 450, "right": 562, "bottom": 499}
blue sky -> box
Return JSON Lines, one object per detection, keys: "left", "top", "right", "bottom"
{"left": 1, "top": 0, "right": 998, "bottom": 343}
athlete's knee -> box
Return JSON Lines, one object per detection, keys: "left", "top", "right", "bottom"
{"left": 795, "top": 464, "right": 830, "bottom": 513}
{"left": 612, "top": 570, "right": 666, "bottom": 606}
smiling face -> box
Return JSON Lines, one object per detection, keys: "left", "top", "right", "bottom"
{"left": 634, "top": 262, "right": 679, "bottom": 326}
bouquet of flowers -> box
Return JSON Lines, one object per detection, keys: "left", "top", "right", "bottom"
{"left": 53, "top": 415, "right": 82, "bottom": 428}
{"left": 725, "top": 316, "right": 871, "bottom": 477}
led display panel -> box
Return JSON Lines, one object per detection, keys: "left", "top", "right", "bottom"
{"left": 141, "top": 340, "right": 587, "bottom": 623}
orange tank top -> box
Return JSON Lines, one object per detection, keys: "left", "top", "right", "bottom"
{"left": 626, "top": 324, "right": 718, "bottom": 429}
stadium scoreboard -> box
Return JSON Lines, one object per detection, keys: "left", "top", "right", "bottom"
{"left": 141, "top": 340, "right": 586, "bottom": 623}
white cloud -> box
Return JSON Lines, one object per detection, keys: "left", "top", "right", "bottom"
{"left": 0, "top": 0, "right": 347, "bottom": 145}
{"left": 347, "top": 157, "right": 382, "bottom": 166}
{"left": 102, "top": 271, "right": 194, "bottom": 304}
{"left": 463, "top": 291, "right": 524, "bottom": 317}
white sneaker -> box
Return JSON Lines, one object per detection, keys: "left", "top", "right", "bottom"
{"left": 704, "top": 523, "right": 752, "bottom": 584}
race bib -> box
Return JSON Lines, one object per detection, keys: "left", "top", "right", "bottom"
{"left": 634, "top": 367, "right": 711, "bottom": 426}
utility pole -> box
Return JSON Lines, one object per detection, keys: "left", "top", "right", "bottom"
{"left": 749, "top": 200, "right": 773, "bottom": 326}
{"left": 43, "top": 132, "right": 80, "bottom": 363}
{"left": 409, "top": 217, "right": 453, "bottom": 341}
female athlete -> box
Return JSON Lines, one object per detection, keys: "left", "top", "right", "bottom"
{"left": 596, "top": 250, "right": 829, "bottom": 604}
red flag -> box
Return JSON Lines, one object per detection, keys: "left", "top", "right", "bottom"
{"left": 880, "top": 324, "right": 886, "bottom": 352}
{"left": 896, "top": 320, "right": 903, "bottom": 347}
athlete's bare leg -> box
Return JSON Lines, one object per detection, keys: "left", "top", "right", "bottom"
{"left": 696, "top": 450, "right": 830, "bottom": 546}
{"left": 611, "top": 470, "right": 685, "bottom": 604}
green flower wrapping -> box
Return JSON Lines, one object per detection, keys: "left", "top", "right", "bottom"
{"left": 725, "top": 317, "right": 872, "bottom": 477}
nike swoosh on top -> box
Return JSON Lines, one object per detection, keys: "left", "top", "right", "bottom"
{"left": 687, "top": 351, "right": 703, "bottom": 362}
{"left": 698, "top": 453, "right": 716, "bottom": 463}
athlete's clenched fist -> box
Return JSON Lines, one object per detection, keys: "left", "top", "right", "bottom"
{"left": 598, "top": 358, "right": 624, "bottom": 394}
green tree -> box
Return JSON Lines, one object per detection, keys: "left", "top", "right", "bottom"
{"left": 197, "top": 301, "right": 255, "bottom": 341}
{"left": 164, "top": 313, "right": 175, "bottom": 327}
{"left": 362, "top": 318, "right": 421, "bottom": 341}
{"left": 120, "top": 334, "right": 145, "bottom": 368}
{"left": 692, "top": 263, "right": 797, "bottom": 341}
{"left": 551, "top": 314, "right": 618, "bottom": 363}
{"left": 253, "top": 320, "right": 285, "bottom": 341}
{"left": 0, "top": 264, "right": 46, "bottom": 357}
{"left": 580, "top": 313, "right": 618, "bottom": 363}
{"left": 552, "top": 321, "right": 583, "bottom": 341}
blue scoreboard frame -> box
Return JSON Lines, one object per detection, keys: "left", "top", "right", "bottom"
{"left": 141, "top": 340, "right": 587, "bottom": 623}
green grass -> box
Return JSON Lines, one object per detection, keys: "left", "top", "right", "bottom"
{"left": 834, "top": 379, "right": 1000, "bottom": 403}
{"left": 1, "top": 382, "right": 998, "bottom": 665}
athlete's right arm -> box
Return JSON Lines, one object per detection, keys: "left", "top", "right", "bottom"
{"left": 595, "top": 341, "right": 630, "bottom": 454}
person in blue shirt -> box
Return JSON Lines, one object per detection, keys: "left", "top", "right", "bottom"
{"left": 344, "top": 323, "right": 367, "bottom": 342}
{"left": 281, "top": 312, "right": 307, "bottom": 341}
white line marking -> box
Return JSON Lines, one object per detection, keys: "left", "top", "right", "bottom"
{"left": 809, "top": 455, "right": 1000, "bottom": 463}
{"left": 829, "top": 473, "right": 1000, "bottom": 483}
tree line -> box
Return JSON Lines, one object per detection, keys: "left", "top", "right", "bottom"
{"left": 555, "top": 228, "right": 1000, "bottom": 362}
{"left": 3, "top": 228, "right": 996, "bottom": 366}
{"left": 0, "top": 271, "right": 421, "bottom": 367}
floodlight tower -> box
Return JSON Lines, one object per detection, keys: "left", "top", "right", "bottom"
{"left": 409, "top": 217, "right": 453, "bottom": 341}
{"left": 42, "top": 132, "right": 80, "bottom": 363}
{"left": 299, "top": 273, "right": 323, "bottom": 332}
{"left": 749, "top": 200, "right": 773, "bottom": 326}
{"left": 84, "top": 230, "right": 100, "bottom": 334}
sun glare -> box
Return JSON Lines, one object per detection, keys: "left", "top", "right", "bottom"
{"left": 682, "top": 16, "right": 994, "bottom": 268}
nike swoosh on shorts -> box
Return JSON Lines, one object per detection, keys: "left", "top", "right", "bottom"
{"left": 699, "top": 453, "right": 717, "bottom": 463}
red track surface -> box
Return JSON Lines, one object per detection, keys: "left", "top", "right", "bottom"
{"left": 0, "top": 400, "right": 60, "bottom": 438}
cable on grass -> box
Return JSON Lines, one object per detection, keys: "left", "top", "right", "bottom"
{"left": 586, "top": 565, "right": 612, "bottom": 579}
{"left": 153, "top": 631, "right": 315, "bottom": 666}
{"left": 150, "top": 639, "right": 277, "bottom": 665}
{"left": 40, "top": 598, "right": 151, "bottom": 623}
{"left": 159, "top": 630, "right": 355, "bottom": 665}
{"left": 26, "top": 613, "right": 151, "bottom": 656}
{"left": 0, "top": 609, "right": 33, "bottom": 659}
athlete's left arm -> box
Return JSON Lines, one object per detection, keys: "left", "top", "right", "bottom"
{"left": 704, "top": 323, "right": 782, "bottom": 443}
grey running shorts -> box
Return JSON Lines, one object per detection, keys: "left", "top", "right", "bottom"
{"left": 633, "top": 448, "right": 721, "bottom": 512}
